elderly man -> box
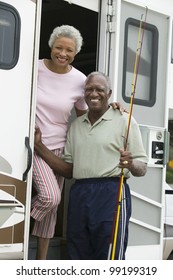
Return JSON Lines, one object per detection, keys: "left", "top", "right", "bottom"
{"left": 34, "top": 71, "right": 148, "bottom": 260}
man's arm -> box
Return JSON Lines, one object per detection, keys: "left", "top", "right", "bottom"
{"left": 34, "top": 127, "right": 73, "bottom": 179}
{"left": 128, "top": 160, "right": 147, "bottom": 176}
{"left": 119, "top": 149, "right": 147, "bottom": 177}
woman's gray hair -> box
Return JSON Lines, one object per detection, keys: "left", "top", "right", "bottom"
{"left": 48, "top": 25, "right": 83, "bottom": 54}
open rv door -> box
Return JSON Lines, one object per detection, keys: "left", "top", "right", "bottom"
{"left": 0, "top": 0, "right": 41, "bottom": 259}
{"left": 98, "top": 0, "right": 171, "bottom": 259}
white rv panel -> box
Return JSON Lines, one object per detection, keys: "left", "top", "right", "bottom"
{"left": 64, "top": 0, "right": 99, "bottom": 12}
{"left": 97, "top": 0, "right": 173, "bottom": 259}
{"left": 0, "top": 0, "right": 42, "bottom": 260}
{"left": 0, "top": 0, "right": 36, "bottom": 180}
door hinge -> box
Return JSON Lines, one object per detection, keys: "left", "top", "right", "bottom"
{"left": 107, "top": 0, "right": 115, "bottom": 33}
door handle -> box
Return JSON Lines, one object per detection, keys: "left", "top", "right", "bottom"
{"left": 23, "top": 136, "right": 32, "bottom": 181}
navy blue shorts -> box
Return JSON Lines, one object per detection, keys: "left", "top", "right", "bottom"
{"left": 67, "top": 177, "right": 131, "bottom": 260}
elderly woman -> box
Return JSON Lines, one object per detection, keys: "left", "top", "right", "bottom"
{"left": 31, "top": 25, "right": 88, "bottom": 260}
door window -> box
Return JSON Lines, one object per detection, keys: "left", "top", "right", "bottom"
{"left": 122, "top": 18, "right": 158, "bottom": 107}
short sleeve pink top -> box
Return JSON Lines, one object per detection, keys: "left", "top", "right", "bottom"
{"left": 36, "top": 59, "right": 87, "bottom": 150}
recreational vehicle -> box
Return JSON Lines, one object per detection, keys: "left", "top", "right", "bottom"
{"left": 0, "top": 0, "right": 173, "bottom": 260}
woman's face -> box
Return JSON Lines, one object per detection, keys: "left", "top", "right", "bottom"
{"left": 51, "top": 36, "right": 77, "bottom": 68}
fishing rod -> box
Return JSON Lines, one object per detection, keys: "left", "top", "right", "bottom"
{"left": 108, "top": 6, "right": 148, "bottom": 260}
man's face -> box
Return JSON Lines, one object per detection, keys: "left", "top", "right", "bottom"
{"left": 84, "top": 75, "right": 111, "bottom": 112}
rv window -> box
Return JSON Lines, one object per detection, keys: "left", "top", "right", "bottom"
{"left": 0, "top": 2, "right": 20, "bottom": 69}
{"left": 122, "top": 18, "right": 158, "bottom": 107}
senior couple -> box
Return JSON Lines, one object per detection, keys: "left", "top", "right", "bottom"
{"left": 33, "top": 70, "right": 148, "bottom": 260}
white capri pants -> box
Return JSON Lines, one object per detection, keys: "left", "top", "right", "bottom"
{"left": 31, "top": 148, "right": 64, "bottom": 238}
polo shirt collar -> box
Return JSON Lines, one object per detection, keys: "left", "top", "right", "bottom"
{"left": 83, "top": 106, "right": 113, "bottom": 123}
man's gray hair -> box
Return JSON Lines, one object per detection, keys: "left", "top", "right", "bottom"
{"left": 85, "top": 71, "right": 112, "bottom": 91}
{"left": 48, "top": 25, "right": 83, "bottom": 54}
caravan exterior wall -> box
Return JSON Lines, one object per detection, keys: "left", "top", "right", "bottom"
{"left": 0, "top": 0, "right": 41, "bottom": 259}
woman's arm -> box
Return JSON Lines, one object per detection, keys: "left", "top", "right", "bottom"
{"left": 34, "top": 127, "right": 73, "bottom": 179}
